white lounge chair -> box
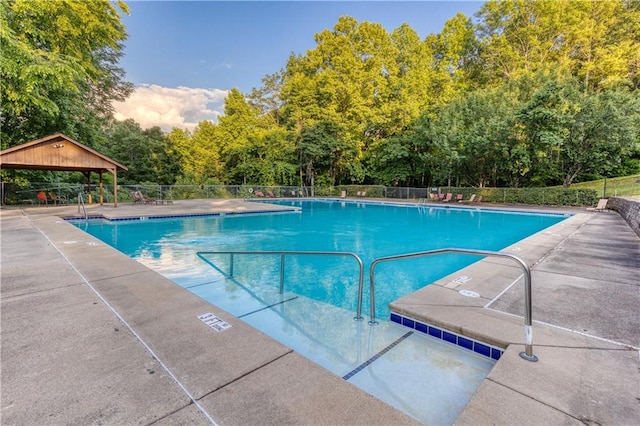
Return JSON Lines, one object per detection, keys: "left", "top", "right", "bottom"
{"left": 587, "top": 199, "right": 608, "bottom": 212}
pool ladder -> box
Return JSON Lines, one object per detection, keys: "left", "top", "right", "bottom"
{"left": 196, "top": 248, "right": 538, "bottom": 362}
{"left": 77, "top": 192, "right": 88, "bottom": 221}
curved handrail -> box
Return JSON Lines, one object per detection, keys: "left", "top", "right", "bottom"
{"left": 197, "top": 250, "right": 366, "bottom": 321}
{"left": 370, "top": 248, "right": 538, "bottom": 362}
{"left": 77, "top": 192, "right": 87, "bottom": 221}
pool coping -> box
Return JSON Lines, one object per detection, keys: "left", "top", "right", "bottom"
{"left": 2, "top": 198, "right": 638, "bottom": 425}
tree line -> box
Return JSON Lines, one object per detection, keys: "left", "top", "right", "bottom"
{"left": 2, "top": 0, "right": 639, "bottom": 189}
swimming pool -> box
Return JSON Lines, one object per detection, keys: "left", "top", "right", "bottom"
{"left": 78, "top": 200, "right": 566, "bottom": 319}
{"left": 73, "top": 200, "right": 567, "bottom": 424}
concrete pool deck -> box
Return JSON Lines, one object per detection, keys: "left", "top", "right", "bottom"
{"left": 1, "top": 198, "right": 638, "bottom": 425}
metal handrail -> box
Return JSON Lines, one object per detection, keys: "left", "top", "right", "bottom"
{"left": 77, "top": 192, "right": 87, "bottom": 220}
{"left": 370, "top": 248, "right": 538, "bottom": 362}
{"left": 197, "top": 250, "right": 366, "bottom": 320}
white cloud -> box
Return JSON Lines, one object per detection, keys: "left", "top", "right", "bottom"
{"left": 113, "top": 84, "right": 228, "bottom": 132}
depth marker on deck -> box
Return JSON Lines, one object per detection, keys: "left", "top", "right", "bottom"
{"left": 198, "top": 312, "right": 232, "bottom": 332}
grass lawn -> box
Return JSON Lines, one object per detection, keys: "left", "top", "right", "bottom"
{"left": 558, "top": 174, "right": 640, "bottom": 197}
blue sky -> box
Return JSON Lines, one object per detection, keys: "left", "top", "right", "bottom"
{"left": 114, "top": 1, "right": 484, "bottom": 131}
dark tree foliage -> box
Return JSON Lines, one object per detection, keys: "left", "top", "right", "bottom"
{"left": 3, "top": 0, "right": 639, "bottom": 190}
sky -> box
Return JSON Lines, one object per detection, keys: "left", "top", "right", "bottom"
{"left": 113, "top": 1, "right": 484, "bottom": 131}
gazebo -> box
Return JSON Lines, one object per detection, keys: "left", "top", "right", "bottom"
{"left": 0, "top": 133, "right": 128, "bottom": 207}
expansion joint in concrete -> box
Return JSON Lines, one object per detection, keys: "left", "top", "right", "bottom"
{"left": 1, "top": 281, "right": 84, "bottom": 300}
{"left": 147, "top": 402, "right": 210, "bottom": 425}
{"left": 196, "top": 350, "right": 294, "bottom": 401}
{"left": 485, "top": 377, "right": 585, "bottom": 424}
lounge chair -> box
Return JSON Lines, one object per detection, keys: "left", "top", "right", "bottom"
{"left": 131, "top": 191, "right": 145, "bottom": 203}
{"left": 456, "top": 194, "right": 463, "bottom": 202}
{"left": 254, "top": 190, "right": 265, "bottom": 197}
{"left": 49, "top": 192, "right": 67, "bottom": 205}
{"left": 460, "top": 194, "right": 476, "bottom": 204}
{"left": 587, "top": 198, "right": 609, "bottom": 212}
{"left": 442, "top": 193, "right": 453, "bottom": 202}
{"left": 267, "top": 190, "right": 275, "bottom": 198}
{"left": 132, "top": 190, "right": 156, "bottom": 204}
{"left": 143, "top": 193, "right": 157, "bottom": 204}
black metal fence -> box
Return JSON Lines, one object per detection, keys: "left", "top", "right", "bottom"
{"left": 1, "top": 182, "right": 599, "bottom": 207}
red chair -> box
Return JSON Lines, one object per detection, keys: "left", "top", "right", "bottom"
{"left": 36, "top": 191, "right": 48, "bottom": 205}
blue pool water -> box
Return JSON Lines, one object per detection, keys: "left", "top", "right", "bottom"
{"left": 73, "top": 200, "right": 567, "bottom": 424}
{"left": 77, "top": 200, "right": 566, "bottom": 319}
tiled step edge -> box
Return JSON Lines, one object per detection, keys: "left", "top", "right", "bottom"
{"left": 390, "top": 312, "right": 504, "bottom": 361}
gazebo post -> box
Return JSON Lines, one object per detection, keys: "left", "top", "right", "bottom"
{"left": 112, "top": 169, "right": 118, "bottom": 208}
{"left": 99, "top": 172, "right": 104, "bottom": 205}
{"left": 86, "top": 171, "right": 92, "bottom": 204}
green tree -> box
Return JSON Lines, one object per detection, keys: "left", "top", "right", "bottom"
{"left": 249, "top": 71, "right": 285, "bottom": 127}
{"left": 282, "top": 16, "right": 443, "bottom": 184}
{"left": 477, "top": 0, "right": 640, "bottom": 91}
{"left": 297, "top": 120, "right": 355, "bottom": 186}
{"left": 518, "top": 78, "right": 640, "bottom": 186}
{"left": 0, "top": 0, "right": 132, "bottom": 148}
{"left": 428, "top": 12, "right": 481, "bottom": 98}
{"left": 217, "top": 88, "right": 264, "bottom": 184}
{"left": 101, "top": 120, "right": 179, "bottom": 185}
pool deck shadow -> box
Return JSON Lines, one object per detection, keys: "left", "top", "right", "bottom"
{"left": 2, "top": 198, "right": 639, "bottom": 425}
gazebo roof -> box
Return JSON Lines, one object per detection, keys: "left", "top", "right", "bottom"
{"left": 0, "top": 133, "right": 127, "bottom": 173}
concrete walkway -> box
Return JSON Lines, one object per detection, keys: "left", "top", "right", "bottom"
{"left": 2, "top": 199, "right": 639, "bottom": 425}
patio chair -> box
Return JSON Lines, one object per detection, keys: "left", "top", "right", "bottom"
{"left": 48, "top": 192, "right": 67, "bottom": 205}
{"left": 131, "top": 190, "right": 156, "bottom": 204}
{"left": 131, "top": 191, "right": 145, "bottom": 203}
{"left": 254, "top": 190, "right": 265, "bottom": 197}
{"left": 442, "top": 193, "right": 453, "bottom": 202}
{"left": 460, "top": 194, "right": 476, "bottom": 204}
{"left": 587, "top": 198, "right": 609, "bottom": 212}
{"left": 456, "top": 194, "right": 464, "bottom": 202}
{"left": 36, "top": 191, "right": 48, "bottom": 205}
